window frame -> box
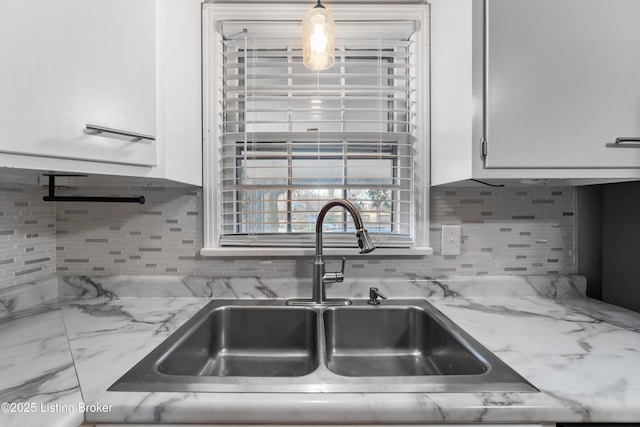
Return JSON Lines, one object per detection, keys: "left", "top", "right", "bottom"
{"left": 201, "top": 2, "right": 431, "bottom": 257}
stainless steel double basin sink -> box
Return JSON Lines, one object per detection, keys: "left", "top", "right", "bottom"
{"left": 109, "top": 299, "right": 537, "bottom": 393}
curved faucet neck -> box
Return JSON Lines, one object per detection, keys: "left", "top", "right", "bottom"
{"left": 315, "top": 199, "right": 365, "bottom": 256}
{"left": 315, "top": 199, "right": 364, "bottom": 233}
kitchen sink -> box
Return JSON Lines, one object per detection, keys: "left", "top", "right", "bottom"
{"left": 158, "top": 306, "right": 317, "bottom": 377}
{"left": 323, "top": 306, "right": 487, "bottom": 377}
{"left": 109, "top": 299, "right": 538, "bottom": 393}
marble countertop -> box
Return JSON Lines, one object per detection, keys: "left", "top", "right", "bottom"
{"left": 3, "top": 274, "right": 640, "bottom": 425}
{"left": 0, "top": 300, "right": 83, "bottom": 427}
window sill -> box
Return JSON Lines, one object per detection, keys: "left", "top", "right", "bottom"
{"left": 199, "top": 247, "right": 433, "bottom": 258}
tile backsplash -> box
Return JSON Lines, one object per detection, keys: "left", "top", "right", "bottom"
{"left": 0, "top": 180, "right": 575, "bottom": 289}
{"left": 0, "top": 184, "right": 56, "bottom": 290}
{"left": 429, "top": 187, "right": 575, "bottom": 275}
{"left": 52, "top": 184, "right": 575, "bottom": 278}
{"left": 56, "top": 185, "right": 202, "bottom": 276}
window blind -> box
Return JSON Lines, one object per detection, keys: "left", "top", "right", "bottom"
{"left": 216, "top": 20, "right": 418, "bottom": 248}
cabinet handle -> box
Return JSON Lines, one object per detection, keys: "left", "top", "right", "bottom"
{"left": 480, "top": 137, "right": 488, "bottom": 161}
{"left": 85, "top": 124, "right": 155, "bottom": 142}
{"left": 606, "top": 137, "right": 640, "bottom": 148}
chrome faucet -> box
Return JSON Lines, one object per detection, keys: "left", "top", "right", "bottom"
{"left": 287, "top": 199, "right": 375, "bottom": 306}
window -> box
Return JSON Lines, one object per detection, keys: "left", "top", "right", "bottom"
{"left": 202, "top": 3, "right": 430, "bottom": 255}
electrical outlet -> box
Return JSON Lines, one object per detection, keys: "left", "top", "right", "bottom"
{"left": 441, "top": 225, "right": 461, "bottom": 256}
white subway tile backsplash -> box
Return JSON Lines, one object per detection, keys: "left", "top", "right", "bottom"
{"left": 0, "top": 180, "right": 575, "bottom": 285}
{"left": 54, "top": 185, "right": 575, "bottom": 277}
{"left": 0, "top": 184, "right": 56, "bottom": 290}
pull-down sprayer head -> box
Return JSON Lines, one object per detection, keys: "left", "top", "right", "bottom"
{"left": 357, "top": 229, "right": 376, "bottom": 254}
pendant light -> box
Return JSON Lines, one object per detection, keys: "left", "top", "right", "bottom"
{"left": 302, "top": 0, "right": 335, "bottom": 71}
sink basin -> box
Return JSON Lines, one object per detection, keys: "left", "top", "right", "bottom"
{"left": 323, "top": 306, "right": 486, "bottom": 377}
{"left": 109, "top": 299, "right": 537, "bottom": 393}
{"left": 158, "top": 306, "right": 317, "bottom": 377}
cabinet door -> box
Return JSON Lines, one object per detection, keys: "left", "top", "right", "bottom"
{"left": 484, "top": 0, "right": 640, "bottom": 169}
{"left": 0, "top": 0, "right": 157, "bottom": 167}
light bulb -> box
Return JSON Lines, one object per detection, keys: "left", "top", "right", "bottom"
{"left": 310, "top": 16, "right": 328, "bottom": 53}
{"left": 302, "top": 1, "right": 335, "bottom": 71}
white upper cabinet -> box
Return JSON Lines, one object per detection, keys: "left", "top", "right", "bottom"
{"left": 0, "top": 0, "right": 156, "bottom": 166}
{"left": 0, "top": 0, "right": 202, "bottom": 185}
{"left": 431, "top": 0, "right": 640, "bottom": 185}
{"left": 485, "top": 0, "right": 640, "bottom": 169}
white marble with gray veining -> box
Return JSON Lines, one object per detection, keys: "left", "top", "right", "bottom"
{"left": 0, "top": 296, "right": 84, "bottom": 427}
{"left": 53, "top": 274, "right": 640, "bottom": 424}
{"left": 59, "top": 274, "right": 587, "bottom": 300}
{"left": 0, "top": 276, "right": 58, "bottom": 319}
{"left": 4, "top": 274, "right": 640, "bottom": 425}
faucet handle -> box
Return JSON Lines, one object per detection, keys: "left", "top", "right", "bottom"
{"left": 368, "top": 287, "right": 388, "bottom": 305}
{"left": 323, "top": 257, "right": 346, "bottom": 284}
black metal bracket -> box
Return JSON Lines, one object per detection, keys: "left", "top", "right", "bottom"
{"left": 42, "top": 174, "right": 145, "bottom": 204}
